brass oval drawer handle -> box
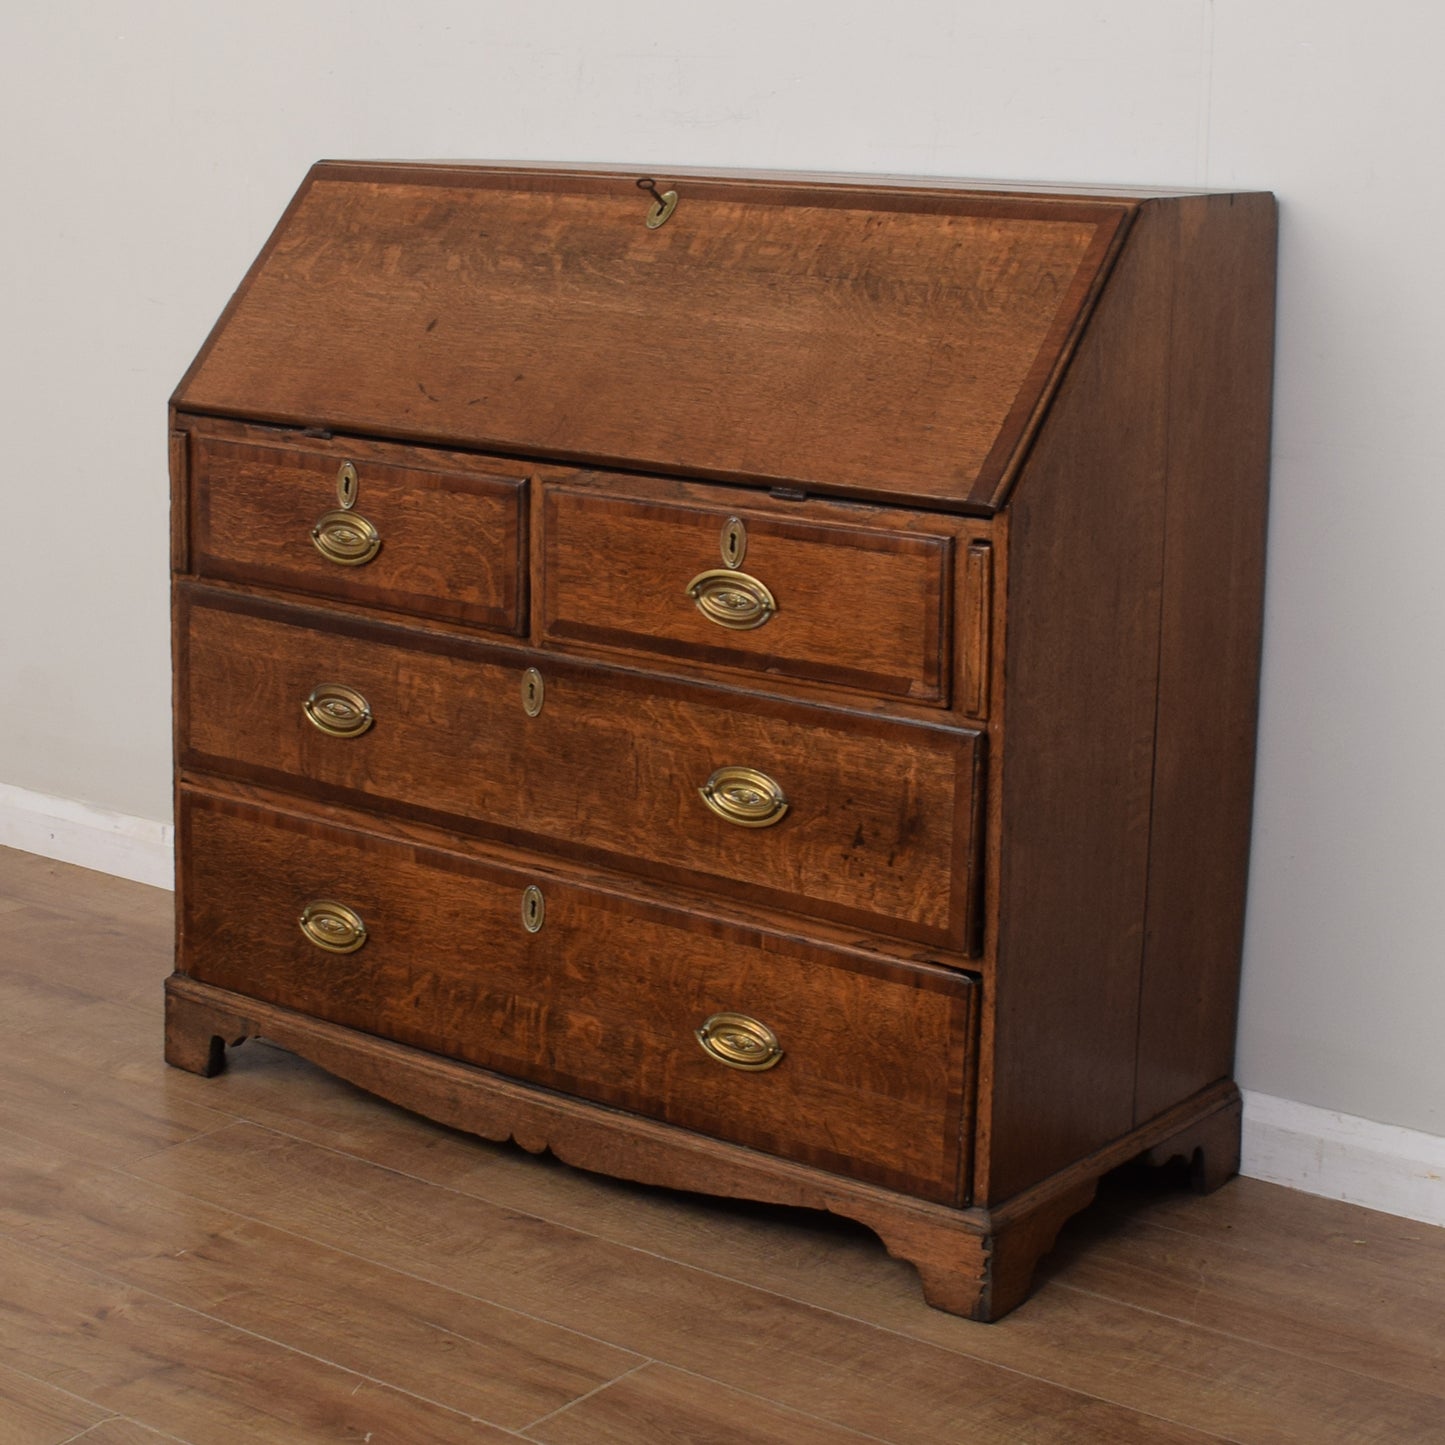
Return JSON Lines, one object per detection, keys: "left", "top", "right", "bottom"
{"left": 699, "top": 766, "right": 789, "bottom": 829}
{"left": 696, "top": 1013, "right": 784, "bottom": 1072}
{"left": 685, "top": 569, "right": 776, "bottom": 630}
{"left": 312, "top": 509, "right": 381, "bottom": 566}
{"left": 303, "top": 683, "right": 374, "bottom": 738}
{"left": 299, "top": 900, "right": 368, "bottom": 954}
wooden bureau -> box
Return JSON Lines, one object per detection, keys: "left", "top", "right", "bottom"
{"left": 166, "top": 162, "right": 1275, "bottom": 1320}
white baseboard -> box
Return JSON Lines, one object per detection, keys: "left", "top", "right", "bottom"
{"left": 0, "top": 782, "right": 174, "bottom": 890}
{"left": 1241, "top": 1089, "right": 1445, "bottom": 1228}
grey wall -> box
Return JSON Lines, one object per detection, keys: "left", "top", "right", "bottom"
{"left": 3, "top": 1, "right": 1441, "bottom": 1137}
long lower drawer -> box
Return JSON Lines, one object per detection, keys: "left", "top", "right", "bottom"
{"left": 177, "top": 789, "right": 978, "bottom": 1204}
{"left": 177, "top": 585, "right": 984, "bottom": 948}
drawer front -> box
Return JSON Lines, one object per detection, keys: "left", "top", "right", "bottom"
{"left": 188, "top": 430, "right": 526, "bottom": 633}
{"left": 179, "top": 790, "right": 977, "bottom": 1204}
{"left": 542, "top": 482, "right": 954, "bottom": 704}
{"left": 179, "top": 589, "right": 983, "bottom": 947}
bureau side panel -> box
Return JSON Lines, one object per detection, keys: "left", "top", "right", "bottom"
{"left": 982, "top": 204, "right": 1175, "bottom": 1203}
{"left": 1133, "top": 194, "right": 1276, "bottom": 1123}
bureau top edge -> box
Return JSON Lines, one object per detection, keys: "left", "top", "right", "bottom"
{"left": 311, "top": 157, "right": 1271, "bottom": 203}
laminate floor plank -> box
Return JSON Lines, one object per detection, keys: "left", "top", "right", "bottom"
{"left": 0, "top": 848, "right": 169, "bottom": 930}
{"left": 185, "top": 1047, "right": 1445, "bottom": 1444}
{"left": 1045, "top": 1194, "right": 1445, "bottom": 1402}
{"left": 123, "top": 1122, "right": 1232, "bottom": 1444}
{"left": 63, "top": 1420, "right": 191, "bottom": 1445}
{"left": 7, "top": 847, "right": 1445, "bottom": 1444}
{"left": 0, "top": 1129, "right": 642, "bottom": 1431}
{"left": 1095, "top": 1167, "right": 1445, "bottom": 1286}
{"left": 522, "top": 1363, "right": 897, "bottom": 1445}
{"left": 0, "top": 1032, "right": 232, "bottom": 1168}
{"left": 0, "top": 1237, "right": 520, "bottom": 1444}
{"left": 0, "top": 1359, "right": 110, "bottom": 1445}
{"left": 0, "top": 971, "right": 142, "bottom": 1045}
{"left": 0, "top": 902, "right": 167, "bottom": 1014}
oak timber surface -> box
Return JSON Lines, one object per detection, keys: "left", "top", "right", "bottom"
{"left": 189, "top": 426, "right": 528, "bottom": 633}
{"left": 178, "top": 586, "right": 983, "bottom": 946}
{"left": 4, "top": 845, "right": 1445, "bottom": 1444}
{"left": 540, "top": 476, "right": 961, "bottom": 703}
{"left": 178, "top": 788, "right": 976, "bottom": 1200}
{"left": 176, "top": 165, "right": 1129, "bottom": 509}
{"left": 1133, "top": 192, "right": 1276, "bottom": 1121}
{"left": 983, "top": 197, "right": 1174, "bottom": 1201}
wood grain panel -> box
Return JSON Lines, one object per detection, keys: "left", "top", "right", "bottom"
{"left": 1133, "top": 193, "right": 1276, "bottom": 1122}
{"left": 1056, "top": 1212, "right": 1445, "bottom": 1422}
{"left": 541, "top": 479, "right": 954, "bottom": 703}
{"left": 13, "top": 847, "right": 1443, "bottom": 1443}
{"left": 177, "top": 789, "right": 977, "bottom": 1201}
{"left": 392, "top": 1114, "right": 1445, "bottom": 1444}
{"left": 128, "top": 1123, "right": 1229, "bottom": 1445}
{"left": 0, "top": 1020, "right": 230, "bottom": 1167}
{"left": 527, "top": 1363, "right": 893, "bottom": 1444}
{"left": 983, "top": 200, "right": 1175, "bottom": 1202}
{"left": 178, "top": 587, "right": 983, "bottom": 946}
{"left": 0, "top": 1129, "right": 641, "bottom": 1432}
{"left": 0, "top": 1359, "right": 109, "bottom": 1445}
{"left": 40, "top": 1421, "right": 179, "bottom": 1445}
{"left": 0, "top": 1237, "right": 516, "bottom": 1443}
{"left": 175, "top": 164, "right": 1130, "bottom": 510}
{"left": 189, "top": 428, "right": 526, "bottom": 633}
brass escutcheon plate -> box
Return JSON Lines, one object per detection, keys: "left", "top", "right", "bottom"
{"left": 521, "top": 667, "right": 545, "bottom": 717}
{"left": 696, "top": 1012, "right": 784, "bottom": 1072}
{"left": 521, "top": 884, "right": 546, "bottom": 933}
{"left": 720, "top": 516, "right": 747, "bottom": 569}
{"left": 336, "top": 460, "right": 359, "bottom": 510}
{"left": 645, "top": 189, "right": 679, "bottom": 229}
{"left": 298, "top": 899, "right": 368, "bottom": 954}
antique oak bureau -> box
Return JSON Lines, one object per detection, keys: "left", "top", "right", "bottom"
{"left": 166, "top": 161, "right": 1275, "bottom": 1320}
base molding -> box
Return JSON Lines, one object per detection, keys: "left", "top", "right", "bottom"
{"left": 0, "top": 782, "right": 173, "bottom": 889}
{"left": 165, "top": 973, "right": 1240, "bottom": 1321}
{"left": 1241, "top": 1089, "right": 1445, "bottom": 1228}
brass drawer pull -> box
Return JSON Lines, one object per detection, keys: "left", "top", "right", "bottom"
{"left": 303, "top": 683, "right": 374, "bottom": 738}
{"left": 685, "top": 569, "right": 775, "bottom": 630}
{"left": 312, "top": 509, "right": 381, "bottom": 566}
{"left": 299, "top": 900, "right": 368, "bottom": 954}
{"left": 699, "top": 766, "right": 789, "bottom": 829}
{"left": 696, "top": 1013, "right": 784, "bottom": 1072}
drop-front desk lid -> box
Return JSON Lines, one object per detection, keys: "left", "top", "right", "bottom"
{"left": 176, "top": 161, "right": 1144, "bottom": 513}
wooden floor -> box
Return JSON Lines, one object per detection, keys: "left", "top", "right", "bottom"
{"left": 1, "top": 847, "right": 1442, "bottom": 1445}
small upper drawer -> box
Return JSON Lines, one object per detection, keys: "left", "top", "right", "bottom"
{"left": 541, "top": 478, "right": 962, "bottom": 705}
{"left": 185, "top": 427, "right": 527, "bottom": 633}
